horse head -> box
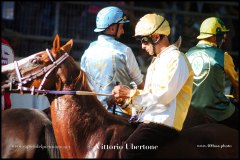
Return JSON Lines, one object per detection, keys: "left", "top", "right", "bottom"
{"left": 1, "top": 34, "right": 84, "bottom": 94}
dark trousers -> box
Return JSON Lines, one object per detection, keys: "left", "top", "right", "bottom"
{"left": 120, "top": 122, "right": 179, "bottom": 158}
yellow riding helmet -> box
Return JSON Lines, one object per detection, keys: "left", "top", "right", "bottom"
{"left": 134, "top": 13, "right": 170, "bottom": 37}
{"left": 197, "top": 17, "right": 229, "bottom": 39}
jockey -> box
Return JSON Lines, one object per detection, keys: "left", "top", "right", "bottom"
{"left": 80, "top": 6, "right": 144, "bottom": 118}
{"left": 112, "top": 13, "right": 194, "bottom": 158}
{"left": 185, "top": 17, "right": 239, "bottom": 129}
{"left": 1, "top": 38, "right": 14, "bottom": 110}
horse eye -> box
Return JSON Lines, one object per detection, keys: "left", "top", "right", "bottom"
{"left": 31, "top": 58, "right": 38, "bottom": 64}
{"left": 30, "top": 57, "right": 44, "bottom": 65}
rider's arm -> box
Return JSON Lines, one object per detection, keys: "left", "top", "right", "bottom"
{"left": 224, "top": 52, "right": 239, "bottom": 101}
{"left": 132, "top": 53, "right": 191, "bottom": 107}
{"left": 125, "top": 47, "right": 144, "bottom": 89}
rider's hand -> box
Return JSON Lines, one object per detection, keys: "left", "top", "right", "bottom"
{"left": 112, "top": 85, "right": 131, "bottom": 99}
{"left": 106, "top": 94, "right": 129, "bottom": 108}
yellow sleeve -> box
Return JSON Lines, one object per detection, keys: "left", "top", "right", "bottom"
{"left": 224, "top": 52, "right": 239, "bottom": 101}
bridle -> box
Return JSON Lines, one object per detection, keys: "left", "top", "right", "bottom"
{"left": 8, "top": 49, "right": 111, "bottom": 96}
{"left": 13, "top": 49, "right": 69, "bottom": 92}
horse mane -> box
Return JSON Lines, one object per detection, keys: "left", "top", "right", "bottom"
{"left": 75, "top": 68, "right": 92, "bottom": 93}
{"left": 49, "top": 48, "right": 89, "bottom": 92}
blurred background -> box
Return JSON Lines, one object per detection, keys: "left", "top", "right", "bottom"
{"left": 1, "top": 1, "right": 238, "bottom": 109}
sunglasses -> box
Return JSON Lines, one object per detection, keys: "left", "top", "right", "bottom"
{"left": 136, "top": 34, "right": 165, "bottom": 45}
{"left": 137, "top": 36, "right": 152, "bottom": 45}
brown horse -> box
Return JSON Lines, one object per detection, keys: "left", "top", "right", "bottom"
{"left": 2, "top": 35, "right": 238, "bottom": 158}
{"left": 0, "top": 35, "right": 74, "bottom": 159}
{"left": 1, "top": 108, "right": 60, "bottom": 158}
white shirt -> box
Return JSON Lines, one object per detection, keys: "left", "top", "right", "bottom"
{"left": 133, "top": 45, "right": 194, "bottom": 131}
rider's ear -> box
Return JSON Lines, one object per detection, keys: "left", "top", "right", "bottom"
{"left": 152, "top": 34, "right": 160, "bottom": 41}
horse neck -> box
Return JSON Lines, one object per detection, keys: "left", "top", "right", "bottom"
{"left": 50, "top": 69, "right": 113, "bottom": 158}
{"left": 64, "top": 69, "right": 109, "bottom": 123}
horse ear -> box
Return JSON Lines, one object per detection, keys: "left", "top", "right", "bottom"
{"left": 52, "top": 34, "right": 60, "bottom": 52}
{"left": 61, "top": 39, "right": 73, "bottom": 54}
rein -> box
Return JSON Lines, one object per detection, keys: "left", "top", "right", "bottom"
{"left": 9, "top": 49, "right": 112, "bottom": 97}
{"left": 10, "top": 86, "right": 112, "bottom": 96}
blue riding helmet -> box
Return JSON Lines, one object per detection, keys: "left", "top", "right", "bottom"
{"left": 94, "top": 6, "right": 130, "bottom": 32}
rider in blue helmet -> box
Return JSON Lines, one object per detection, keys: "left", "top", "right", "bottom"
{"left": 80, "top": 6, "right": 145, "bottom": 118}
{"left": 94, "top": 6, "right": 129, "bottom": 37}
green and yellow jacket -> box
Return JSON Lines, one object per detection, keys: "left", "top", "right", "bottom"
{"left": 186, "top": 40, "right": 238, "bottom": 121}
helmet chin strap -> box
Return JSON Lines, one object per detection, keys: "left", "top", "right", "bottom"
{"left": 151, "top": 35, "right": 164, "bottom": 56}
{"left": 216, "top": 34, "right": 224, "bottom": 48}
{"left": 153, "top": 45, "right": 158, "bottom": 57}
{"left": 114, "top": 23, "right": 120, "bottom": 39}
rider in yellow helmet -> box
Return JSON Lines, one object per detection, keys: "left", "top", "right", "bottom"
{"left": 186, "top": 17, "right": 239, "bottom": 129}
{"left": 112, "top": 13, "right": 194, "bottom": 158}
{"left": 196, "top": 17, "right": 230, "bottom": 47}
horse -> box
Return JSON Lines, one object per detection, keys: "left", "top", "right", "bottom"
{"left": 0, "top": 35, "right": 74, "bottom": 159}
{"left": 1, "top": 108, "right": 60, "bottom": 158}
{"left": 2, "top": 34, "right": 238, "bottom": 158}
